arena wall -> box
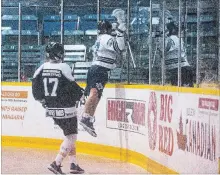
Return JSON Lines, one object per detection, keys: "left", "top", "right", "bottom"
{"left": 1, "top": 82, "right": 220, "bottom": 174}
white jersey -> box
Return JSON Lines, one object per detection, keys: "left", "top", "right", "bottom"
{"left": 165, "top": 35, "right": 190, "bottom": 70}
{"left": 92, "top": 32, "right": 125, "bottom": 70}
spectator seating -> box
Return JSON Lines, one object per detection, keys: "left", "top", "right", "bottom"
{"left": 43, "top": 15, "right": 78, "bottom": 36}
{"left": 71, "top": 61, "right": 92, "bottom": 81}
{"left": 64, "top": 44, "right": 87, "bottom": 63}
{"left": 2, "top": 15, "right": 38, "bottom": 30}
{"left": 1, "top": 45, "right": 43, "bottom": 81}
{"left": 109, "top": 68, "right": 122, "bottom": 81}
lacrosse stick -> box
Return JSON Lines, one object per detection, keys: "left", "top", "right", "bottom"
{"left": 112, "top": 8, "right": 136, "bottom": 68}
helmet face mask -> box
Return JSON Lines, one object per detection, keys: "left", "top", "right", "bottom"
{"left": 97, "top": 20, "right": 112, "bottom": 35}
{"left": 46, "top": 42, "right": 65, "bottom": 62}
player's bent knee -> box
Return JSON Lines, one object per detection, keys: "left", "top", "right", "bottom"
{"left": 65, "top": 134, "right": 77, "bottom": 146}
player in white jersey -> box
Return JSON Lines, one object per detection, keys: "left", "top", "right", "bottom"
{"left": 80, "top": 9, "right": 126, "bottom": 137}
{"left": 165, "top": 22, "right": 193, "bottom": 86}
{"left": 157, "top": 21, "right": 193, "bottom": 86}
{"left": 32, "top": 42, "right": 84, "bottom": 174}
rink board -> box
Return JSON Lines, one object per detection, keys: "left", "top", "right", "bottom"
{"left": 1, "top": 82, "right": 220, "bottom": 174}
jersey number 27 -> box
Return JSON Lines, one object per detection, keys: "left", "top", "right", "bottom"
{"left": 43, "top": 77, "right": 58, "bottom": 96}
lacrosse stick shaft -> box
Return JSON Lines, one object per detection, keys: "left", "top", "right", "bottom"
{"left": 126, "top": 40, "right": 136, "bottom": 68}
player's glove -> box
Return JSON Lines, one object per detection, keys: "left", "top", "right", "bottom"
{"left": 117, "top": 23, "right": 126, "bottom": 33}
{"left": 38, "top": 99, "right": 47, "bottom": 108}
{"left": 112, "top": 9, "right": 127, "bottom": 33}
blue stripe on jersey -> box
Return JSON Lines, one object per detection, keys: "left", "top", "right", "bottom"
{"left": 113, "top": 40, "right": 121, "bottom": 53}
{"left": 97, "top": 56, "right": 115, "bottom": 64}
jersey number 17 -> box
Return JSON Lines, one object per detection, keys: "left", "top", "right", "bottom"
{"left": 43, "top": 77, "right": 58, "bottom": 96}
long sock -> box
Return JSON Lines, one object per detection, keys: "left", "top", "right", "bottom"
{"left": 69, "top": 155, "right": 77, "bottom": 164}
{"left": 69, "top": 154, "right": 77, "bottom": 165}
{"left": 55, "top": 135, "right": 75, "bottom": 166}
{"left": 69, "top": 147, "right": 77, "bottom": 164}
{"left": 55, "top": 151, "right": 66, "bottom": 166}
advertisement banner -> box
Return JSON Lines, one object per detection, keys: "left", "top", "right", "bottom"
{"left": 107, "top": 98, "right": 146, "bottom": 135}
{"left": 176, "top": 97, "right": 219, "bottom": 162}
{"left": 1, "top": 84, "right": 219, "bottom": 174}
{"left": 1, "top": 90, "right": 28, "bottom": 120}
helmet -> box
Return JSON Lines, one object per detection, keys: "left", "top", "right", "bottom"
{"left": 45, "top": 42, "right": 65, "bottom": 61}
{"left": 166, "top": 21, "right": 178, "bottom": 36}
{"left": 98, "top": 20, "right": 112, "bottom": 34}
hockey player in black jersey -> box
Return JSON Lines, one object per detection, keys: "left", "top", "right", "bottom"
{"left": 80, "top": 9, "right": 126, "bottom": 137}
{"left": 32, "top": 42, "right": 84, "bottom": 174}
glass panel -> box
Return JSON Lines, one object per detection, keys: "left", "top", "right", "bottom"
{"left": 1, "top": 6, "right": 19, "bottom": 82}
{"left": 20, "top": 6, "right": 42, "bottom": 82}
{"left": 1, "top": 0, "right": 218, "bottom": 86}
{"left": 129, "top": 0, "right": 151, "bottom": 84}
{"left": 158, "top": 0, "right": 193, "bottom": 87}
{"left": 197, "top": 0, "right": 219, "bottom": 87}
{"left": 41, "top": 6, "right": 62, "bottom": 44}
{"left": 63, "top": 0, "right": 97, "bottom": 81}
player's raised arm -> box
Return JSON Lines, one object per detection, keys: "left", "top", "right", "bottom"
{"left": 112, "top": 9, "right": 127, "bottom": 51}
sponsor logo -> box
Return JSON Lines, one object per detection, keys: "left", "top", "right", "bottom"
{"left": 177, "top": 97, "right": 218, "bottom": 162}
{"left": 46, "top": 109, "right": 65, "bottom": 117}
{"left": 147, "top": 92, "right": 157, "bottom": 150}
{"left": 1, "top": 90, "right": 28, "bottom": 121}
{"left": 147, "top": 92, "right": 174, "bottom": 156}
{"left": 176, "top": 113, "right": 217, "bottom": 162}
{"left": 198, "top": 98, "right": 218, "bottom": 111}
{"left": 177, "top": 113, "right": 187, "bottom": 151}
{"left": 107, "top": 98, "right": 146, "bottom": 135}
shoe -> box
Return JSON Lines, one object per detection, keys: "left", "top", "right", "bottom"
{"left": 80, "top": 117, "right": 97, "bottom": 137}
{"left": 70, "top": 163, "right": 85, "bottom": 174}
{"left": 48, "top": 161, "right": 65, "bottom": 174}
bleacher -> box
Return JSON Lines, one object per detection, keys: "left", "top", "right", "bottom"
{"left": 43, "top": 15, "right": 79, "bottom": 36}
{"left": 71, "top": 62, "right": 92, "bottom": 81}
{"left": 1, "top": 45, "right": 43, "bottom": 81}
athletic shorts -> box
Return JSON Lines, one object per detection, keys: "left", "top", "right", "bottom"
{"left": 53, "top": 117, "right": 78, "bottom": 136}
{"left": 85, "top": 65, "right": 109, "bottom": 98}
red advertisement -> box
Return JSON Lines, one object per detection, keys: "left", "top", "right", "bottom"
{"left": 176, "top": 97, "right": 218, "bottom": 162}
{"left": 198, "top": 98, "right": 218, "bottom": 111}
{"left": 107, "top": 98, "right": 146, "bottom": 135}
{"left": 148, "top": 92, "right": 174, "bottom": 156}
{"left": 147, "top": 92, "right": 157, "bottom": 150}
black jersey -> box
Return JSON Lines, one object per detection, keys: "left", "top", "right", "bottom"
{"left": 32, "top": 62, "right": 83, "bottom": 118}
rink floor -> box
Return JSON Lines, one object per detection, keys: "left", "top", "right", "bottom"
{"left": 2, "top": 146, "right": 148, "bottom": 174}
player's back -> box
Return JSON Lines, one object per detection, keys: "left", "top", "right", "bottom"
{"left": 33, "top": 62, "right": 76, "bottom": 108}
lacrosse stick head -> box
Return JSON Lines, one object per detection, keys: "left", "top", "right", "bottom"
{"left": 112, "top": 8, "right": 126, "bottom": 24}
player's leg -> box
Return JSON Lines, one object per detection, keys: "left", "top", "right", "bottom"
{"left": 80, "top": 88, "right": 100, "bottom": 137}
{"left": 80, "top": 66, "right": 108, "bottom": 137}
{"left": 84, "top": 88, "right": 100, "bottom": 116}
{"left": 67, "top": 118, "right": 84, "bottom": 174}
{"left": 48, "top": 117, "right": 84, "bottom": 174}
{"left": 181, "top": 66, "right": 193, "bottom": 87}
{"left": 69, "top": 146, "right": 84, "bottom": 174}
{"left": 48, "top": 133, "right": 76, "bottom": 174}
